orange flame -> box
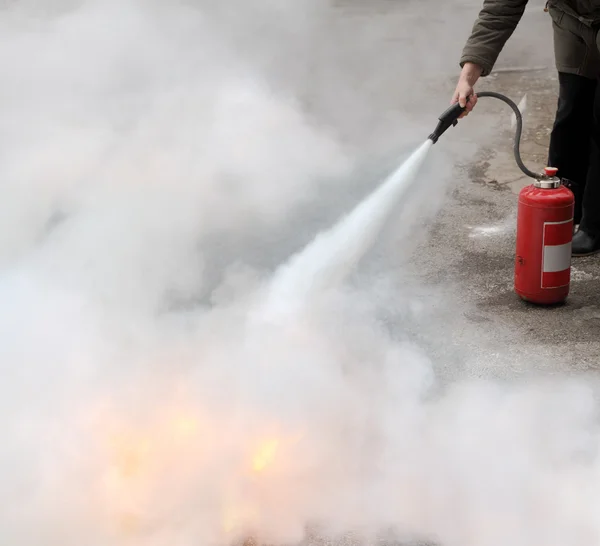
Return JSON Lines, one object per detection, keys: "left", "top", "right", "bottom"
{"left": 95, "top": 405, "right": 305, "bottom": 541}
{"left": 252, "top": 439, "right": 280, "bottom": 473}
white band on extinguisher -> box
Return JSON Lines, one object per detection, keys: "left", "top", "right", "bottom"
{"left": 541, "top": 218, "right": 573, "bottom": 289}
{"left": 543, "top": 242, "right": 572, "bottom": 273}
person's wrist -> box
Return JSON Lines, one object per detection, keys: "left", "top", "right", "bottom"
{"left": 460, "top": 62, "right": 483, "bottom": 84}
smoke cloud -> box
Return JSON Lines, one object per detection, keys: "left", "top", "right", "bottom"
{"left": 1, "top": 1, "right": 597, "bottom": 546}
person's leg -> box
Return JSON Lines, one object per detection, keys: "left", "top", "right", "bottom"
{"left": 545, "top": 6, "right": 600, "bottom": 254}
{"left": 548, "top": 72, "right": 596, "bottom": 225}
{"left": 572, "top": 78, "right": 600, "bottom": 255}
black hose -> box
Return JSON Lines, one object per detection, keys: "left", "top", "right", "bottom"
{"left": 476, "top": 91, "right": 539, "bottom": 179}
{"left": 428, "top": 90, "right": 541, "bottom": 179}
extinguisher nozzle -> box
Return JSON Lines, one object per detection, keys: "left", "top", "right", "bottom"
{"left": 428, "top": 102, "right": 466, "bottom": 144}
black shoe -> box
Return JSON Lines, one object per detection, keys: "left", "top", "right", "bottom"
{"left": 572, "top": 229, "right": 600, "bottom": 257}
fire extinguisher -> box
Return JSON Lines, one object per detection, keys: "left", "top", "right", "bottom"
{"left": 515, "top": 167, "right": 574, "bottom": 305}
{"left": 428, "top": 91, "right": 575, "bottom": 305}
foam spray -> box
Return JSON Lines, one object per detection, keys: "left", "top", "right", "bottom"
{"left": 266, "top": 139, "right": 433, "bottom": 313}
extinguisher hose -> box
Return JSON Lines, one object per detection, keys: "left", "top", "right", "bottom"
{"left": 476, "top": 91, "right": 539, "bottom": 179}
{"left": 429, "top": 91, "right": 541, "bottom": 179}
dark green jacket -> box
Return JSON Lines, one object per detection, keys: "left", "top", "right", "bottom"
{"left": 460, "top": 0, "right": 600, "bottom": 76}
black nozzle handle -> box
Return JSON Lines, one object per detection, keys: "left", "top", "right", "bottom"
{"left": 437, "top": 101, "right": 467, "bottom": 124}
{"left": 428, "top": 100, "right": 468, "bottom": 143}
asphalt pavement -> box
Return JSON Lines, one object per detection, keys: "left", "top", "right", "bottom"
{"left": 322, "top": 1, "right": 600, "bottom": 380}
{"left": 244, "top": 3, "right": 599, "bottom": 545}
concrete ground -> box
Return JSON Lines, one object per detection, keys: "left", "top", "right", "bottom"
{"left": 250, "top": 1, "right": 600, "bottom": 385}
{"left": 369, "top": 2, "right": 600, "bottom": 380}
{"left": 246, "top": 4, "right": 599, "bottom": 546}
{"left": 421, "top": 64, "right": 600, "bottom": 376}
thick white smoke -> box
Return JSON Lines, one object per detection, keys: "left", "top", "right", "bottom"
{"left": 2, "top": 1, "right": 599, "bottom": 546}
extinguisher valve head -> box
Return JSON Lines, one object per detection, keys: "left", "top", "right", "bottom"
{"left": 534, "top": 166, "right": 561, "bottom": 189}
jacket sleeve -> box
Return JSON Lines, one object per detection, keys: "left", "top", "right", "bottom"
{"left": 460, "top": 0, "right": 530, "bottom": 76}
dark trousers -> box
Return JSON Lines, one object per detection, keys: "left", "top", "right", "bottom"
{"left": 548, "top": 72, "right": 600, "bottom": 232}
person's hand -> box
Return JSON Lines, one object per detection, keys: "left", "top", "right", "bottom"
{"left": 451, "top": 62, "right": 483, "bottom": 118}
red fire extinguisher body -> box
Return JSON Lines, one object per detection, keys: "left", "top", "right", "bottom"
{"left": 515, "top": 170, "right": 574, "bottom": 305}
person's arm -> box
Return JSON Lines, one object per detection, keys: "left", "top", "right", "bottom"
{"left": 460, "top": 0, "right": 530, "bottom": 77}
{"left": 452, "top": 0, "right": 529, "bottom": 114}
